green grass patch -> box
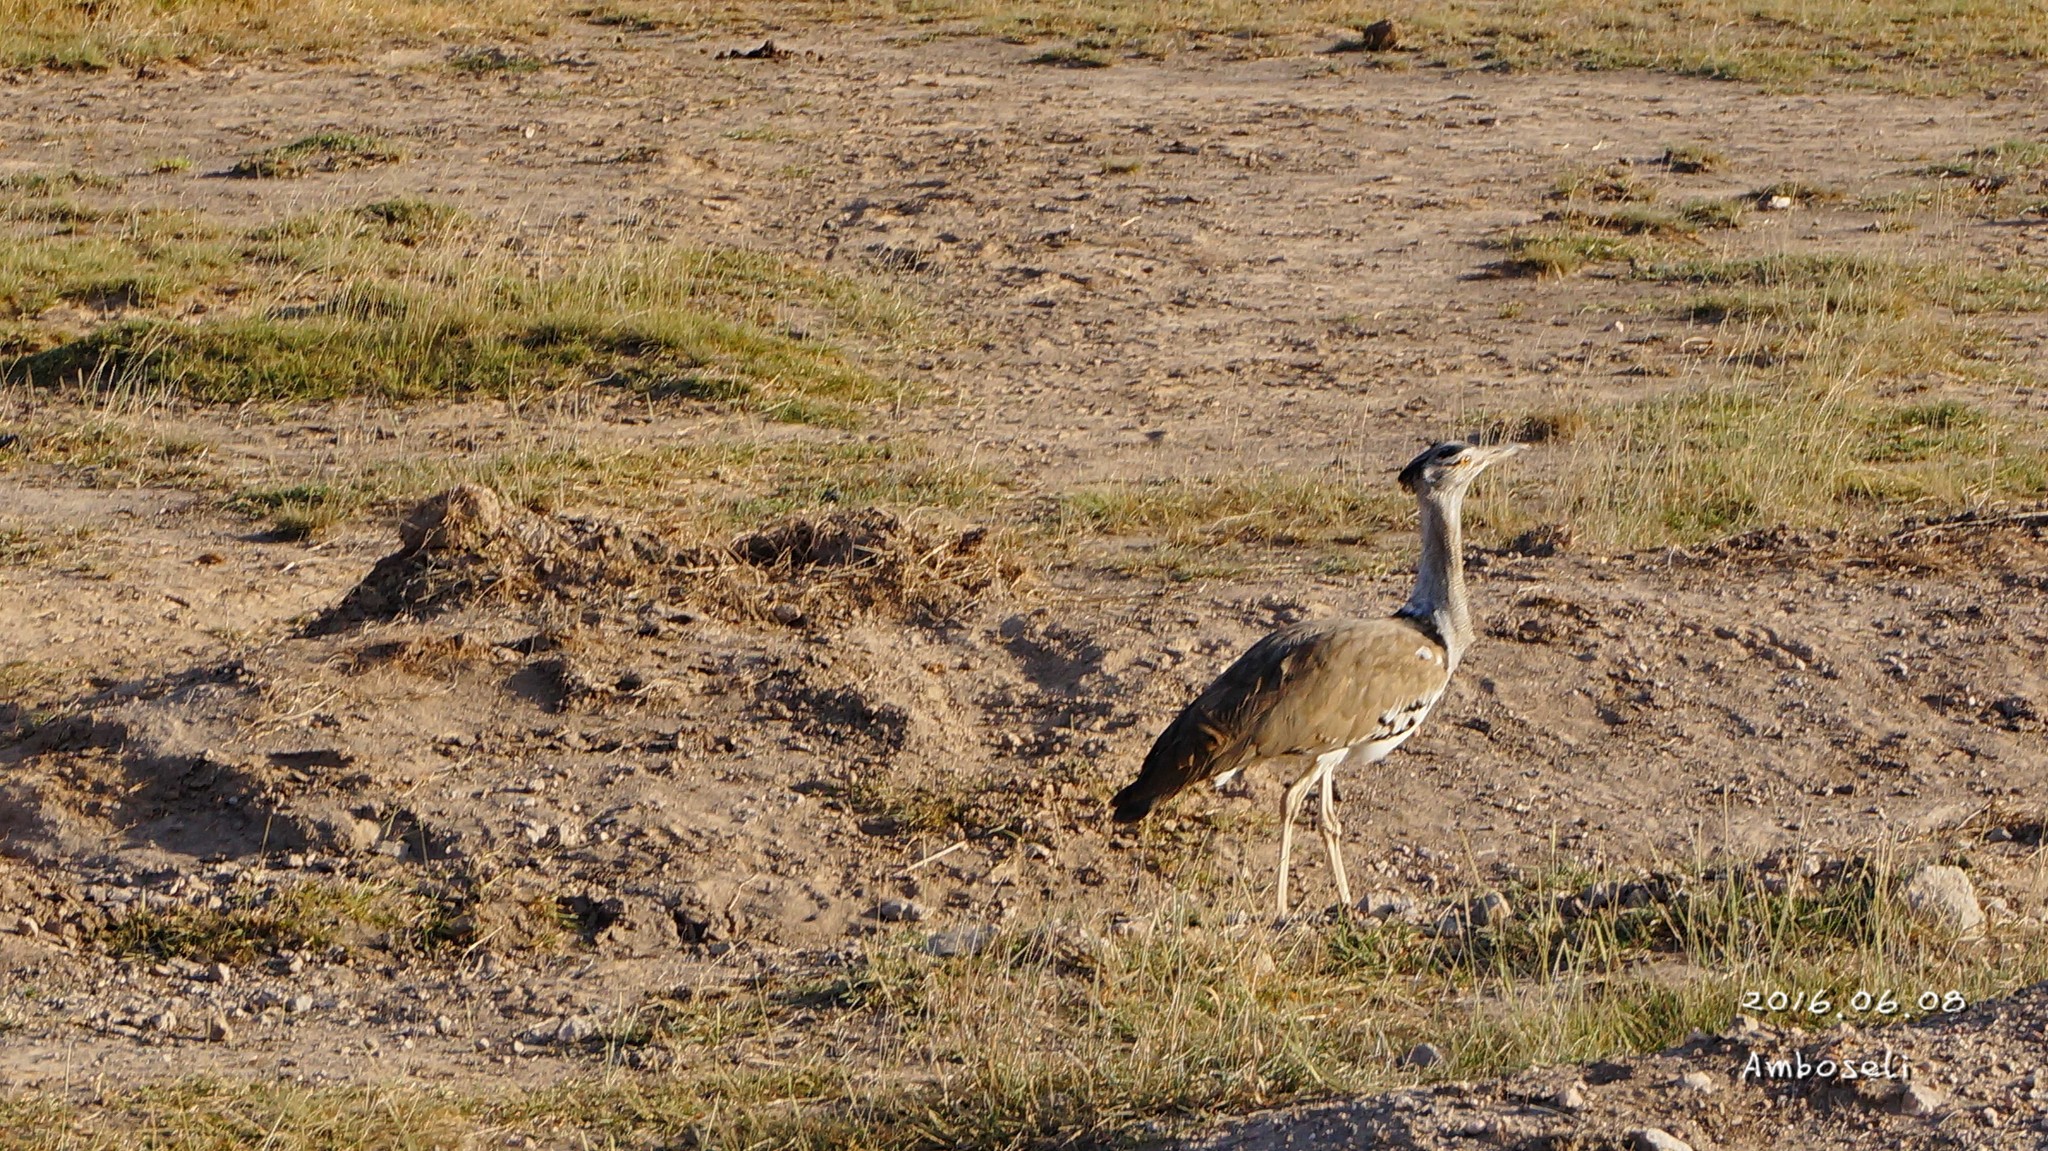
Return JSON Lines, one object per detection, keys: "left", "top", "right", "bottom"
{"left": 95, "top": 878, "right": 473, "bottom": 965}
{"left": 228, "top": 132, "right": 404, "bottom": 179}
{"left": 1490, "top": 227, "right": 1647, "bottom": 278}
{"left": 1058, "top": 471, "right": 1403, "bottom": 547}
{"left": 449, "top": 44, "right": 543, "bottom": 73}
{"left": 3, "top": 196, "right": 918, "bottom": 422}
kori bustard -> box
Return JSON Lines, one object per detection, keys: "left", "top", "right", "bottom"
{"left": 1111, "top": 441, "right": 1525, "bottom": 915}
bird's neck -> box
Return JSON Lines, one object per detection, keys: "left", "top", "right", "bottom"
{"left": 1398, "top": 490, "right": 1473, "bottom": 668}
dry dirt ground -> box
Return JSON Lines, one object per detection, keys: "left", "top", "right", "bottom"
{"left": 3, "top": 17, "right": 2048, "bottom": 1149}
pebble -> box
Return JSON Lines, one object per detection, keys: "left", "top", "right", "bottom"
{"left": 1553, "top": 1082, "right": 1587, "bottom": 1111}
{"left": 1887, "top": 1082, "right": 1944, "bottom": 1117}
{"left": 1402, "top": 1043, "right": 1446, "bottom": 1068}
{"left": 1359, "top": 891, "right": 1415, "bottom": 919}
{"left": 1628, "top": 1129, "right": 1693, "bottom": 1151}
{"left": 926, "top": 926, "right": 996, "bottom": 958}
{"left": 150, "top": 1010, "right": 177, "bottom": 1034}
{"left": 1471, "top": 891, "right": 1512, "bottom": 928}
{"left": 286, "top": 995, "right": 314, "bottom": 1014}
{"left": 555, "top": 1015, "right": 599, "bottom": 1044}
{"left": 875, "top": 899, "right": 926, "bottom": 923}
{"left": 1676, "top": 1070, "right": 1716, "bottom": 1094}
{"left": 206, "top": 1014, "right": 235, "bottom": 1044}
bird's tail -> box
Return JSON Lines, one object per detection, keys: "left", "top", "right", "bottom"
{"left": 1111, "top": 706, "right": 1234, "bottom": 823}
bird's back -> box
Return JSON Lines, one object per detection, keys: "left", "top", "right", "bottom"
{"left": 1111, "top": 615, "right": 1450, "bottom": 822}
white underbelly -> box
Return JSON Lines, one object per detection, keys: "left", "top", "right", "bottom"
{"left": 1351, "top": 725, "right": 1420, "bottom": 764}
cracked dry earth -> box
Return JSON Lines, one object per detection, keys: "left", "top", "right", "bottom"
{"left": 4, "top": 17, "right": 2048, "bottom": 1149}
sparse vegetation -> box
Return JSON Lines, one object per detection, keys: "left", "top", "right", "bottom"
{"left": 228, "top": 131, "right": 405, "bottom": 178}
{"left": 6, "top": 0, "right": 2047, "bottom": 93}
{"left": 450, "top": 44, "right": 544, "bottom": 73}
{"left": 1504, "top": 248, "right": 2048, "bottom": 549}
{"left": 1662, "top": 143, "right": 1724, "bottom": 174}
{"left": 2, "top": 191, "right": 918, "bottom": 422}
{"left": 21, "top": 858, "right": 2048, "bottom": 1149}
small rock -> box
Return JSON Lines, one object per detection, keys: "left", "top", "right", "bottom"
{"left": 875, "top": 899, "right": 926, "bottom": 923}
{"left": 1676, "top": 1070, "right": 1716, "bottom": 1094}
{"left": 555, "top": 1016, "right": 599, "bottom": 1044}
{"left": 1554, "top": 1082, "right": 1587, "bottom": 1111}
{"left": 1402, "top": 1043, "right": 1446, "bottom": 1068}
{"left": 1761, "top": 194, "right": 1795, "bottom": 211}
{"left": 206, "top": 1014, "right": 235, "bottom": 1044}
{"left": 925, "top": 926, "right": 996, "bottom": 958}
{"left": 1429, "top": 912, "right": 1464, "bottom": 938}
{"left": 286, "top": 995, "right": 314, "bottom": 1014}
{"left": 1249, "top": 951, "right": 1277, "bottom": 979}
{"left": 769, "top": 603, "right": 803, "bottom": 626}
{"left": 434, "top": 1014, "right": 457, "bottom": 1036}
{"left": 150, "top": 1010, "right": 177, "bottom": 1034}
{"left": 1628, "top": 1129, "right": 1693, "bottom": 1151}
{"left": 1357, "top": 18, "right": 1397, "bottom": 51}
{"left": 1887, "top": 1082, "right": 1945, "bottom": 1117}
{"left": 1360, "top": 890, "right": 1415, "bottom": 919}
{"left": 1724, "top": 1013, "right": 1765, "bottom": 1041}
{"left": 1901, "top": 864, "right": 1984, "bottom": 935}
{"left": 1471, "top": 891, "right": 1512, "bottom": 928}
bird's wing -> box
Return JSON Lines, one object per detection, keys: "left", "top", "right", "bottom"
{"left": 1111, "top": 617, "right": 1449, "bottom": 822}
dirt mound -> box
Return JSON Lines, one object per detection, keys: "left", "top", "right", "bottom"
{"left": 729, "top": 508, "right": 1018, "bottom": 626}
{"left": 310, "top": 489, "right": 1021, "bottom": 635}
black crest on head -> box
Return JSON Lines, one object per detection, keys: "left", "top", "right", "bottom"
{"left": 1398, "top": 442, "right": 1466, "bottom": 492}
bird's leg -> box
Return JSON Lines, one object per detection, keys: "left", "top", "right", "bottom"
{"left": 1278, "top": 750, "right": 1348, "bottom": 918}
{"left": 1317, "top": 756, "right": 1353, "bottom": 914}
{"left": 1277, "top": 759, "right": 1323, "bottom": 917}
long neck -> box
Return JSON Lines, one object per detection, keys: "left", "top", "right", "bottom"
{"left": 1398, "top": 489, "right": 1473, "bottom": 668}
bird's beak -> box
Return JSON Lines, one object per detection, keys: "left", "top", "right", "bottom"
{"left": 1470, "top": 442, "right": 1529, "bottom": 467}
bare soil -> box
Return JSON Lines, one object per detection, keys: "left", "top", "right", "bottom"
{"left": 3, "top": 19, "right": 2047, "bottom": 1148}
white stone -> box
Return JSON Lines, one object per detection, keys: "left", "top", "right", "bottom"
{"left": 1901, "top": 865, "right": 1984, "bottom": 935}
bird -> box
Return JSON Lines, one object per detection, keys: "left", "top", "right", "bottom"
{"left": 1110, "top": 441, "right": 1525, "bottom": 916}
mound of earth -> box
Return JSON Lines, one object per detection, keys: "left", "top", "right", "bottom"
{"left": 310, "top": 486, "right": 1022, "bottom": 635}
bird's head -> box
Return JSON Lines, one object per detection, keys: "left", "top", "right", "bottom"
{"left": 1397, "top": 441, "right": 1527, "bottom": 496}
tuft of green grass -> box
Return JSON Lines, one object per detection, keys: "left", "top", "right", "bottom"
{"left": 225, "top": 482, "right": 365, "bottom": 540}
{"left": 1662, "top": 143, "right": 1724, "bottom": 174}
{"left": 449, "top": 44, "right": 543, "bottom": 72}
{"left": 96, "top": 878, "right": 473, "bottom": 964}
{"left": 1550, "top": 164, "right": 1655, "bottom": 204}
{"left": 147, "top": 156, "right": 193, "bottom": 174}
{"left": 228, "top": 132, "right": 404, "bottom": 179}
{"left": 1025, "top": 45, "right": 1112, "bottom": 67}
{"left": 1489, "top": 227, "right": 1646, "bottom": 277}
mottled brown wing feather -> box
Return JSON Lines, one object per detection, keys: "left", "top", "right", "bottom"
{"left": 1111, "top": 617, "right": 1449, "bottom": 822}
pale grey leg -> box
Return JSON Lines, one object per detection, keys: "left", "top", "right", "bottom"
{"left": 1317, "top": 752, "right": 1354, "bottom": 913}
{"left": 1279, "top": 749, "right": 1349, "bottom": 917}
